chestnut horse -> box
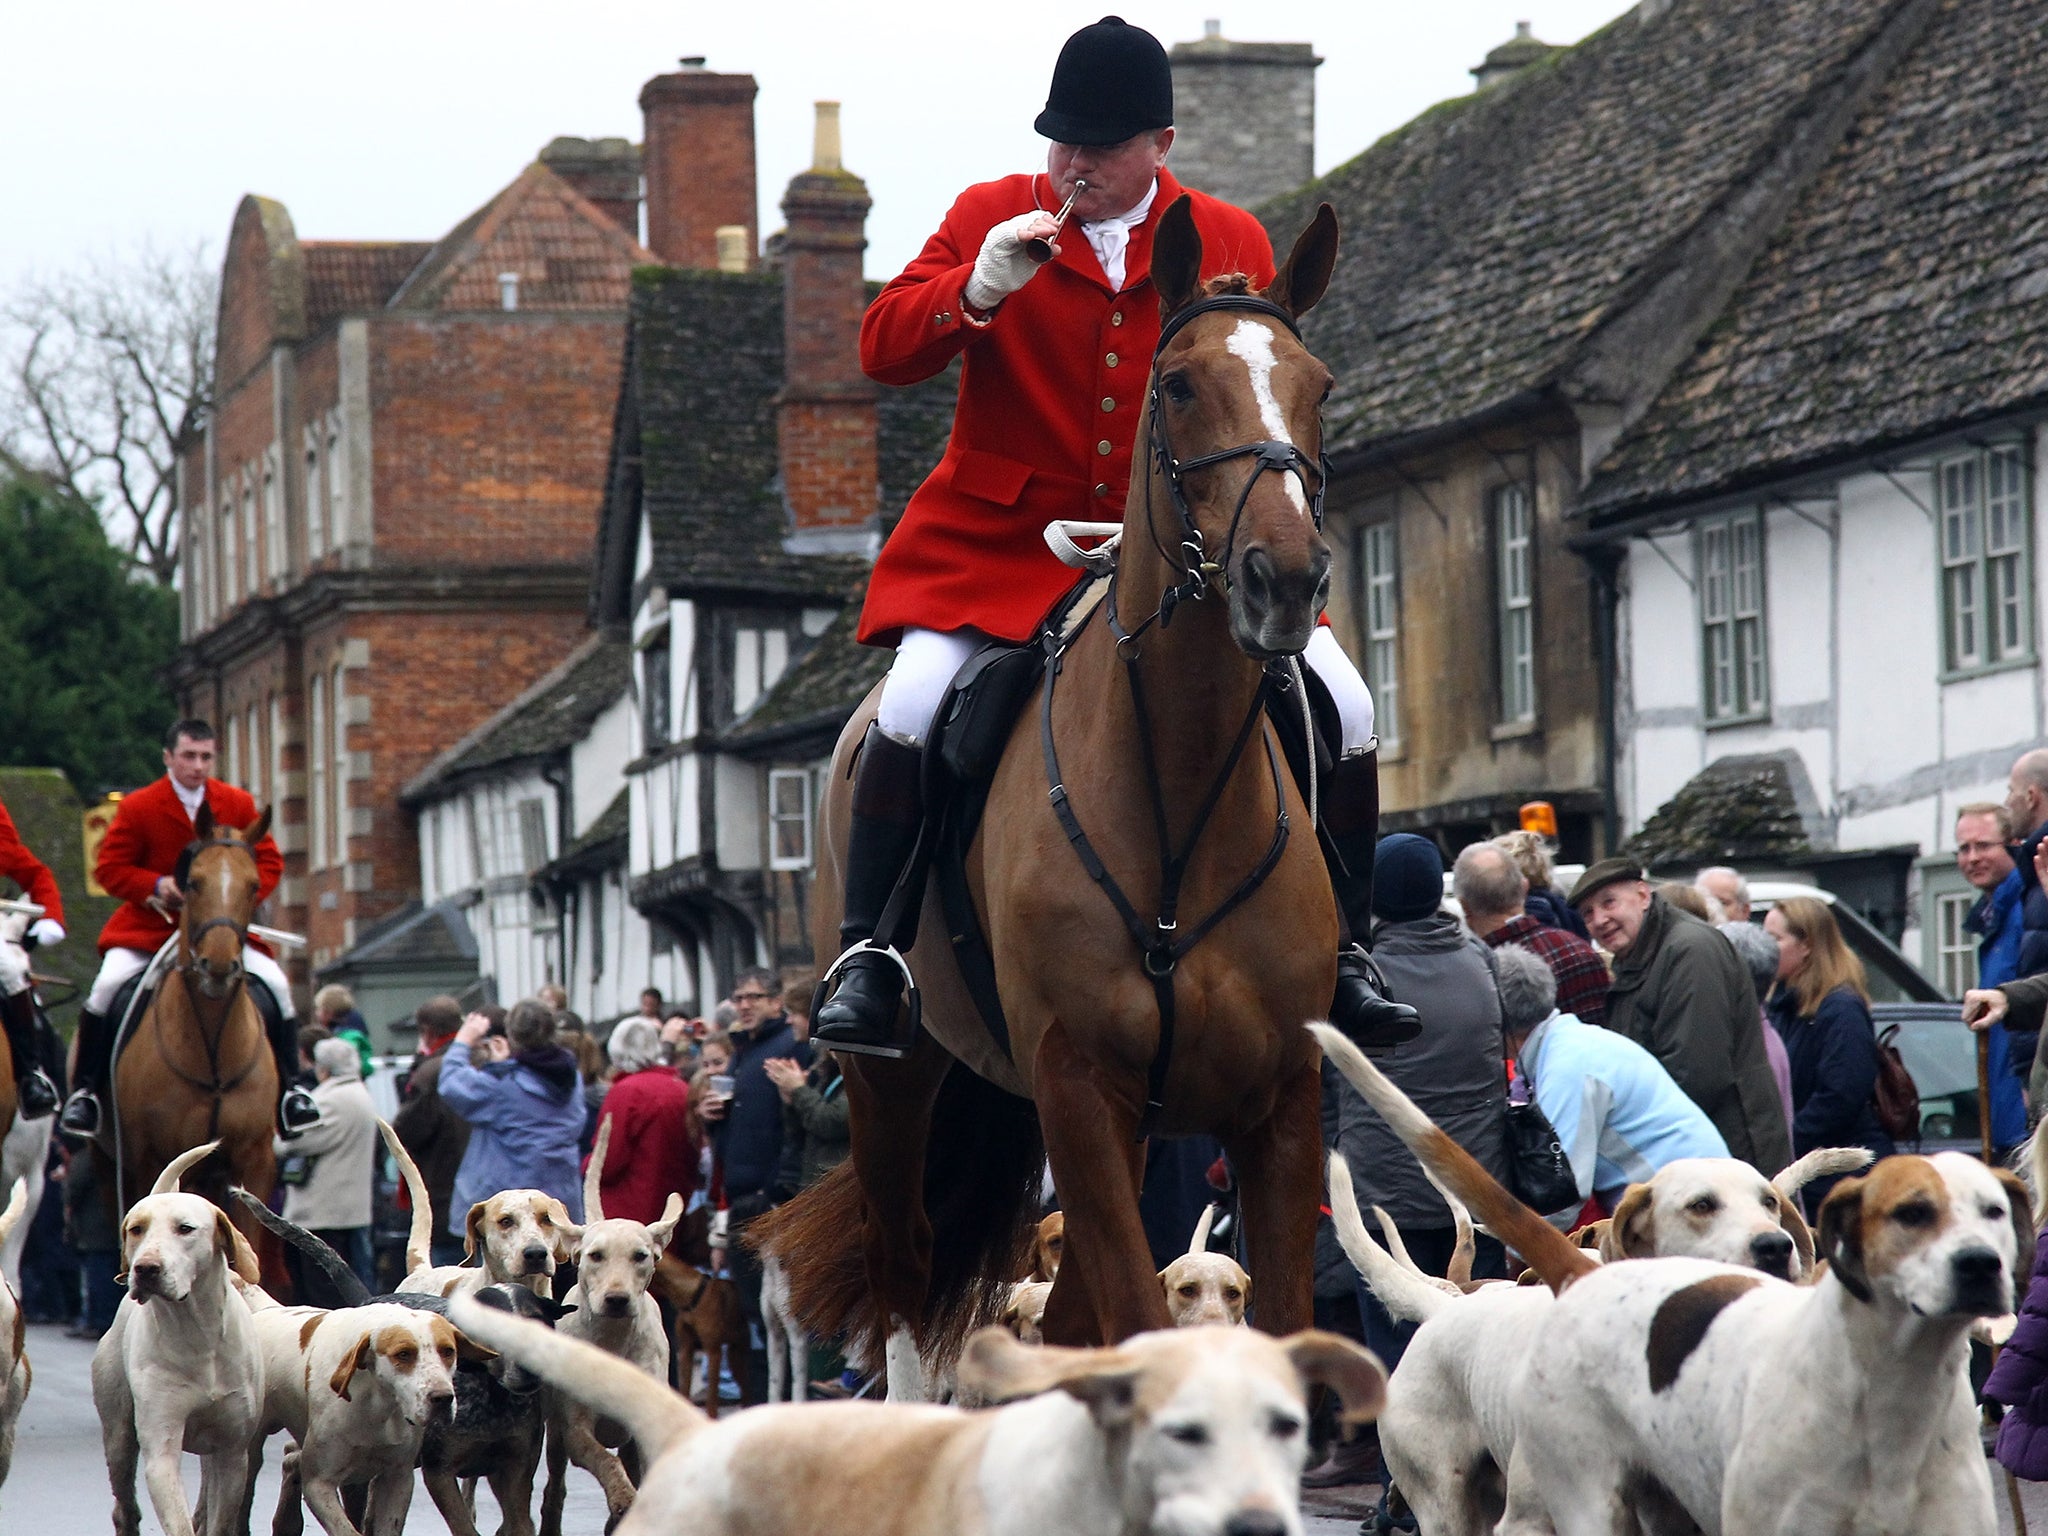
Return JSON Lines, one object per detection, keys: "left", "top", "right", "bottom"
{"left": 101, "top": 805, "right": 280, "bottom": 1243}
{"left": 764, "top": 199, "right": 1344, "bottom": 1367}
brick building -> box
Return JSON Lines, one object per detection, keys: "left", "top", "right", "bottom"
{"left": 168, "top": 137, "right": 654, "bottom": 996}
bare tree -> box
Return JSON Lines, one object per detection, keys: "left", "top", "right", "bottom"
{"left": 0, "top": 244, "right": 216, "bottom": 585}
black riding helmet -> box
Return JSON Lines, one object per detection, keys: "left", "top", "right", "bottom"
{"left": 1035, "top": 15, "right": 1174, "bottom": 146}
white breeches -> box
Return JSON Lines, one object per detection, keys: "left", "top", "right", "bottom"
{"left": 874, "top": 624, "right": 1376, "bottom": 753}
{"left": 88, "top": 944, "right": 296, "bottom": 1018}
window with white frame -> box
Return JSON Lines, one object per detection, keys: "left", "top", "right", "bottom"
{"left": 1358, "top": 521, "right": 1400, "bottom": 751}
{"left": 1934, "top": 889, "right": 1980, "bottom": 997}
{"left": 1494, "top": 483, "right": 1536, "bottom": 725}
{"left": 331, "top": 662, "right": 348, "bottom": 868}
{"left": 308, "top": 674, "right": 328, "bottom": 868}
{"left": 305, "top": 430, "right": 324, "bottom": 558}
{"left": 223, "top": 712, "right": 242, "bottom": 787}
{"left": 1699, "top": 510, "right": 1768, "bottom": 722}
{"left": 241, "top": 476, "right": 258, "bottom": 595}
{"left": 516, "top": 797, "right": 549, "bottom": 872}
{"left": 263, "top": 450, "right": 284, "bottom": 581}
{"left": 268, "top": 694, "right": 284, "bottom": 816}
{"left": 221, "top": 492, "right": 239, "bottom": 605}
{"left": 326, "top": 416, "right": 348, "bottom": 548}
{"left": 768, "top": 768, "right": 813, "bottom": 871}
{"left": 1940, "top": 443, "right": 2032, "bottom": 673}
{"left": 641, "top": 633, "right": 671, "bottom": 748}
{"left": 244, "top": 704, "right": 260, "bottom": 793}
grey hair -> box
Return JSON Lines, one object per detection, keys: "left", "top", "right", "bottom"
{"left": 1494, "top": 944, "right": 1558, "bottom": 1036}
{"left": 506, "top": 999, "right": 557, "bottom": 1053}
{"left": 607, "top": 1017, "right": 664, "bottom": 1075}
{"left": 1492, "top": 830, "right": 1556, "bottom": 889}
{"left": 312, "top": 1036, "right": 359, "bottom": 1079}
{"left": 1696, "top": 865, "right": 1749, "bottom": 906}
{"left": 1453, "top": 842, "right": 1528, "bottom": 921}
{"left": 1719, "top": 919, "right": 1780, "bottom": 1006}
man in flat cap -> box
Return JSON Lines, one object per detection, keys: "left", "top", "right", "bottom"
{"left": 1569, "top": 859, "right": 1790, "bottom": 1170}
{"left": 813, "top": 17, "right": 1412, "bottom": 1058}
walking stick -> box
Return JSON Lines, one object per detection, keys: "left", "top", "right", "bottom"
{"left": 2010, "top": 1464, "right": 2030, "bottom": 1536}
{"left": 1980, "top": 1029, "right": 1996, "bottom": 1166}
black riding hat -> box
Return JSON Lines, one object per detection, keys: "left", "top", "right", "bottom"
{"left": 1035, "top": 16, "right": 1174, "bottom": 146}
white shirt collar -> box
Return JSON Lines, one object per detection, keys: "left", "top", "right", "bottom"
{"left": 171, "top": 775, "right": 206, "bottom": 819}
{"left": 1079, "top": 178, "right": 1159, "bottom": 293}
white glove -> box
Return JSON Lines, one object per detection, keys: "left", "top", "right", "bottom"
{"left": 965, "top": 211, "right": 1057, "bottom": 312}
{"left": 27, "top": 918, "right": 64, "bottom": 947}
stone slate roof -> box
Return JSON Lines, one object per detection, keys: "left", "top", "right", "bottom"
{"left": 1581, "top": 0, "right": 2048, "bottom": 521}
{"left": 721, "top": 582, "right": 889, "bottom": 752}
{"left": 386, "top": 163, "right": 652, "bottom": 313}
{"left": 1621, "top": 750, "right": 1824, "bottom": 867}
{"left": 302, "top": 242, "right": 432, "bottom": 332}
{"left": 621, "top": 267, "right": 958, "bottom": 600}
{"left": 402, "top": 632, "right": 629, "bottom": 801}
{"left": 1257, "top": 0, "right": 1911, "bottom": 459}
{"left": 540, "top": 786, "right": 628, "bottom": 881}
{"left": 323, "top": 899, "right": 477, "bottom": 971}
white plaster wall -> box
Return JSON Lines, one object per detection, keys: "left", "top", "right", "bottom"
{"left": 571, "top": 692, "right": 632, "bottom": 837}
{"left": 714, "top": 754, "right": 761, "bottom": 872}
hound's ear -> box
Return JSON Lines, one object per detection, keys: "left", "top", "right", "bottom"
{"left": 1816, "top": 1176, "right": 1874, "bottom": 1304}
{"left": 1605, "top": 1184, "right": 1657, "bottom": 1262}
{"left": 1152, "top": 194, "right": 1203, "bottom": 319}
{"left": 1239, "top": 1272, "right": 1254, "bottom": 1312}
{"left": 546, "top": 1200, "right": 582, "bottom": 1263}
{"left": 646, "top": 1192, "right": 685, "bottom": 1255}
{"left": 464, "top": 1201, "right": 490, "bottom": 1260}
{"left": 193, "top": 803, "right": 215, "bottom": 840}
{"left": 1995, "top": 1169, "right": 2037, "bottom": 1285}
{"left": 1776, "top": 1194, "right": 1817, "bottom": 1277}
{"left": 215, "top": 1209, "right": 261, "bottom": 1283}
{"left": 1264, "top": 202, "right": 1339, "bottom": 320}
{"left": 958, "top": 1328, "right": 1141, "bottom": 1426}
{"left": 329, "top": 1333, "right": 373, "bottom": 1400}
{"left": 1284, "top": 1329, "right": 1387, "bottom": 1425}
{"left": 244, "top": 806, "right": 272, "bottom": 846}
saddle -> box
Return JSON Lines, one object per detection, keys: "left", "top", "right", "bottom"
{"left": 907, "top": 569, "right": 1343, "bottom": 1063}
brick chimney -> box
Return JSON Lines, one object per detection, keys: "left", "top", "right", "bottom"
{"left": 1169, "top": 22, "right": 1321, "bottom": 209}
{"left": 537, "top": 137, "right": 643, "bottom": 240}
{"left": 778, "top": 102, "right": 877, "bottom": 556}
{"left": 640, "top": 58, "right": 758, "bottom": 270}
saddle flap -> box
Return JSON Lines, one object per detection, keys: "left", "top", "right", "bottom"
{"left": 934, "top": 645, "right": 1045, "bottom": 785}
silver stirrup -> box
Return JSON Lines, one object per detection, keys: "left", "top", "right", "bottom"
{"left": 812, "top": 942, "right": 922, "bottom": 1059}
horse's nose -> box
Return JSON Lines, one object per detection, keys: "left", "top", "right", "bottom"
{"left": 1240, "top": 543, "right": 1330, "bottom": 612}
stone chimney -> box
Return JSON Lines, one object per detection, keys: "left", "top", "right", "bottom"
{"left": 640, "top": 57, "right": 758, "bottom": 269}
{"left": 1471, "top": 22, "right": 1561, "bottom": 90}
{"left": 778, "top": 102, "right": 877, "bottom": 556}
{"left": 537, "top": 136, "right": 642, "bottom": 240}
{"left": 1168, "top": 21, "right": 1321, "bottom": 210}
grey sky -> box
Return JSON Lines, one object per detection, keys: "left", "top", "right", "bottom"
{"left": 2, "top": 2, "right": 1634, "bottom": 288}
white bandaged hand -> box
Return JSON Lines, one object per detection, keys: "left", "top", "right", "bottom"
{"left": 965, "top": 211, "right": 1058, "bottom": 312}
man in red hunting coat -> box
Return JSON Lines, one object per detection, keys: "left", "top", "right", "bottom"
{"left": 59, "top": 718, "right": 318, "bottom": 1138}
{"left": 811, "top": 17, "right": 1415, "bottom": 1058}
{"left": 0, "top": 793, "right": 68, "bottom": 1115}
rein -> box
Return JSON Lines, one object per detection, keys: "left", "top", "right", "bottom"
{"left": 1041, "top": 292, "right": 1320, "bottom": 1141}
{"left": 160, "top": 834, "right": 263, "bottom": 1139}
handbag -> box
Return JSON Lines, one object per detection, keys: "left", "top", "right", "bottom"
{"left": 1871, "top": 1024, "right": 1922, "bottom": 1143}
{"left": 1505, "top": 1024, "right": 1580, "bottom": 1216}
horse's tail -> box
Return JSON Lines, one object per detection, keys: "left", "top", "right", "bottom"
{"left": 1310, "top": 1023, "right": 1596, "bottom": 1295}
{"left": 376, "top": 1118, "right": 435, "bottom": 1276}
{"left": 751, "top": 1059, "right": 1043, "bottom": 1369}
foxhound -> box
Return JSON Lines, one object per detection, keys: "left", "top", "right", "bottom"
{"left": 1160, "top": 1203, "right": 1252, "bottom": 1327}
{"left": 0, "top": 1178, "right": 30, "bottom": 1487}
{"left": 451, "top": 1290, "right": 1388, "bottom": 1536}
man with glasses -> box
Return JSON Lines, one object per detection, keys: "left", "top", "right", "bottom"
{"left": 699, "top": 965, "right": 806, "bottom": 1397}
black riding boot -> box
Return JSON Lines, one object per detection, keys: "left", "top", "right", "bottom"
{"left": 3, "top": 1005, "right": 56, "bottom": 1118}
{"left": 811, "top": 726, "right": 927, "bottom": 1060}
{"left": 262, "top": 995, "right": 321, "bottom": 1137}
{"left": 1323, "top": 750, "right": 1421, "bottom": 1053}
{"left": 59, "top": 1006, "right": 112, "bottom": 1136}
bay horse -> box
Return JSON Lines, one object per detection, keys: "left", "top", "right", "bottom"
{"left": 763, "top": 198, "right": 1345, "bottom": 1368}
{"left": 101, "top": 804, "right": 280, "bottom": 1249}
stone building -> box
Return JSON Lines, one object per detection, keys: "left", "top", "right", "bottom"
{"left": 1168, "top": 22, "right": 1319, "bottom": 211}
{"left": 166, "top": 131, "right": 654, "bottom": 1002}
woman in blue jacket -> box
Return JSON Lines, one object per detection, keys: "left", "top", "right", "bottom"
{"left": 1763, "top": 896, "right": 1894, "bottom": 1186}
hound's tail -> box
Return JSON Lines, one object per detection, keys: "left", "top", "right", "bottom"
{"left": 0, "top": 1178, "right": 26, "bottom": 1251}
{"left": 377, "top": 1118, "right": 435, "bottom": 1277}
{"left": 232, "top": 1187, "right": 371, "bottom": 1307}
{"left": 449, "top": 1290, "right": 702, "bottom": 1459}
{"left": 1311, "top": 1023, "right": 1596, "bottom": 1295}
{"left": 1772, "top": 1147, "right": 1877, "bottom": 1204}
{"left": 1326, "top": 1154, "right": 1451, "bottom": 1325}
{"left": 152, "top": 1139, "right": 221, "bottom": 1196}
{"left": 1188, "top": 1202, "right": 1218, "bottom": 1258}
{"left": 584, "top": 1117, "right": 611, "bottom": 1225}
{"left": 1419, "top": 1165, "right": 1479, "bottom": 1287}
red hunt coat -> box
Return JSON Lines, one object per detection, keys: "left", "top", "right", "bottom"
{"left": 94, "top": 776, "right": 283, "bottom": 956}
{"left": 858, "top": 167, "right": 1278, "bottom": 646}
{"left": 0, "top": 797, "right": 64, "bottom": 929}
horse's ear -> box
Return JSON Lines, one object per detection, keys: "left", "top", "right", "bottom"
{"left": 1153, "top": 194, "right": 1203, "bottom": 318}
{"left": 1264, "top": 202, "right": 1339, "bottom": 320}
{"left": 245, "top": 806, "right": 272, "bottom": 846}
{"left": 193, "top": 802, "right": 215, "bottom": 840}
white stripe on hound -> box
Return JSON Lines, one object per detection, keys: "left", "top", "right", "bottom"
{"left": 1224, "top": 319, "right": 1309, "bottom": 514}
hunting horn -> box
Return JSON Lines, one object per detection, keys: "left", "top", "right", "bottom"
{"left": 1024, "top": 179, "right": 1088, "bottom": 263}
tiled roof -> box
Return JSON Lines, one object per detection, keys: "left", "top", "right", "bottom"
{"left": 1581, "top": 0, "right": 2048, "bottom": 521}
{"left": 624, "top": 267, "right": 959, "bottom": 599}
{"left": 324, "top": 899, "right": 478, "bottom": 972}
{"left": 720, "top": 582, "right": 890, "bottom": 751}
{"left": 386, "top": 163, "right": 653, "bottom": 313}
{"left": 541, "top": 786, "right": 628, "bottom": 880}
{"left": 1622, "top": 750, "right": 1823, "bottom": 866}
{"left": 402, "top": 633, "right": 629, "bottom": 800}
{"left": 301, "top": 242, "right": 432, "bottom": 332}
{"left": 1257, "top": 0, "right": 1914, "bottom": 459}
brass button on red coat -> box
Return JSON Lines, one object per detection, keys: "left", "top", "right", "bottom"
{"left": 1101, "top": 397, "right": 1115, "bottom": 412}
{"left": 935, "top": 312, "right": 952, "bottom": 325}
{"left": 1111, "top": 312, "right": 1124, "bottom": 326}
{"left": 1096, "top": 440, "right": 1113, "bottom": 455}
{"left": 1106, "top": 353, "right": 1119, "bottom": 367}
{"left": 1095, "top": 483, "right": 1112, "bottom": 497}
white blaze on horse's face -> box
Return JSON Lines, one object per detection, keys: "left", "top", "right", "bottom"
{"left": 1224, "top": 319, "right": 1309, "bottom": 516}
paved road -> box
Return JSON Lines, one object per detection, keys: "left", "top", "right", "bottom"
{"left": 5, "top": 1321, "right": 1354, "bottom": 1534}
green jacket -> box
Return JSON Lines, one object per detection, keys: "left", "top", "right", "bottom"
{"left": 777, "top": 1064, "right": 850, "bottom": 1195}
{"left": 1602, "top": 895, "right": 1793, "bottom": 1173}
